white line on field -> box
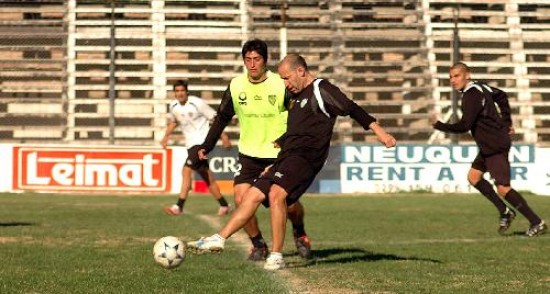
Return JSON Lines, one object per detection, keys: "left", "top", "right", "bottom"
{"left": 195, "top": 214, "right": 350, "bottom": 294}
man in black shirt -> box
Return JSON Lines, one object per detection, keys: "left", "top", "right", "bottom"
{"left": 434, "top": 62, "right": 546, "bottom": 237}
{"left": 187, "top": 54, "right": 396, "bottom": 270}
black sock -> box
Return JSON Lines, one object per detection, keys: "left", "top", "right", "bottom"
{"left": 250, "top": 233, "right": 267, "bottom": 248}
{"left": 473, "top": 179, "right": 507, "bottom": 214}
{"left": 504, "top": 189, "right": 542, "bottom": 225}
{"left": 217, "top": 197, "right": 228, "bottom": 207}
{"left": 292, "top": 224, "right": 307, "bottom": 237}
{"left": 176, "top": 198, "right": 186, "bottom": 210}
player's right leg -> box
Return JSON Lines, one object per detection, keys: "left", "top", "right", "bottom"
{"left": 196, "top": 168, "right": 232, "bottom": 216}
{"left": 164, "top": 165, "right": 193, "bottom": 215}
{"left": 468, "top": 165, "right": 514, "bottom": 234}
{"left": 234, "top": 183, "right": 269, "bottom": 260}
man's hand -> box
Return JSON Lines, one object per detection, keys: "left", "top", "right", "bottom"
{"left": 369, "top": 122, "right": 397, "bottom": 148}
{"left": 260, "top": 164, "right": 273, "bottom": 177}
{"left": 508, "top": 126, "right": 515, "bottom": 136}
{"left": 198, "top": 148, "right": 208, "bottom": 160}
{"left": 379, "top": 133, "right": 397, "bottom": 148}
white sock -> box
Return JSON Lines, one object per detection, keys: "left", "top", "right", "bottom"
{"left": 269, "top": 252, "right": 282, "bottom": 259}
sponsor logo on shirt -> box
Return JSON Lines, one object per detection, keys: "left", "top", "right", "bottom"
{"left": 238, "top": 92, "right": 247, "bottom": 105}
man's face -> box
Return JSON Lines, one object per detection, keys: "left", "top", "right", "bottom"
{"left": 174, "top": 85, "right": 188, "bottom": 105}
{"left": 449, "top": 67, "right": 470, "bottom": 91}
{"left": 278, "top": 62, "right": 304, "bottom": 94}
{"left": 244, "top": 51, "right": 267, "bottom": 82}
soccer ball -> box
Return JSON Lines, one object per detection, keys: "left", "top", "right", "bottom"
{"left": 153, "top": 236, "right": 186, "bottom": 269}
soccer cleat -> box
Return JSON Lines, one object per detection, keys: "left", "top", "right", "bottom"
{"left": 525, "top": 221, "right": 547, "bottom": 237}
{"left": 247, "top": 245, "right": 269, "bottom": 261}
{"left": 186, "top": 234, "right": 225, "bottom": 253}
{"left": 217, "top": 205, "right": 232, "bottom": 216}
{"left": 163, "top": 205, "right": 183, "bottom": 216}
{"left": 264, "top": 254, "right": 285, "bottom": 271}
{"left": 293, "top": 234, "right": 312, "bottom": 259}
{"left": 498, "top": 208, "right": 516, "bottom": 235}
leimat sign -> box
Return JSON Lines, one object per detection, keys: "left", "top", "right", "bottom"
{"left": 13, "top": 146, "right": 171, "bottom": 193}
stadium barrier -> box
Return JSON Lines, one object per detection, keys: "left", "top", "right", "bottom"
{"left": 1, "top": 144, "right": 548, "bottom": 196}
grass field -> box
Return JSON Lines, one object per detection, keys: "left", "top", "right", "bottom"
{"left": 1, "top": 192, "right": 549, "bottom": 293}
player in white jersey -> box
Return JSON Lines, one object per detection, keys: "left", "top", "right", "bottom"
{"left": 161, "top": 80, "right": 232, "bottom": 216}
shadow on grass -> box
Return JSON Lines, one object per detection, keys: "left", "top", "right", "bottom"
{"left": 0, "top": 222, "right": 36, "bottom": 227}
{"left": 285, "top": 247, "right": 441, "bottom": 268}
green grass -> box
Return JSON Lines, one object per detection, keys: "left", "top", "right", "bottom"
{"left": 0, "top": 192, "right": 549, "bottom": 293}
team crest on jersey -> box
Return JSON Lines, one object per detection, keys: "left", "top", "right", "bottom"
{"left": 268, "top": 95, "right": 276, "bottom": 105}
{"left": 300, "top": 98, "right": 308, "bottom": 108}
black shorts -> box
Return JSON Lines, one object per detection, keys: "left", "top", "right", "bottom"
{"left": 471, "top": 151, "right": 511, "bottom": 186}
{"left": 234, "top": 153, "right": 276, "bottom": 185}
{"left": 254, "top": 154, "right": 322, "bottom": 207}
{"left": 185, "top": 145, "right": 209, "bottom": 171}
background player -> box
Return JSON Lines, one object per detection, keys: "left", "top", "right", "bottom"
{"left": 162, "top": 80, "right": 232, "bottom": 216}
{"left": 433, "top": 62, "right": 546, "bottom": 237}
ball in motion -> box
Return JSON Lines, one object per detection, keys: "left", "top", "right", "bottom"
{"left": 153, "top": 236, "right": 186, "bottom": 269}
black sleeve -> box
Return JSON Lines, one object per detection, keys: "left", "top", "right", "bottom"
{"left": 319, "top": 80, "right": 376, "bottom": 130}
{"left": 434, "top": 90, "right": 483, "bottom": 133}
{"left": 491, "top": 86, "right": 512, "bottom": 127}
{"left": 201, "top": 86, "right": 235, "bottom": 153}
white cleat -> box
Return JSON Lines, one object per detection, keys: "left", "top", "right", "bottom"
{"left": 263, "top": 254, "right": 285, "bottom": 271}
{"left": 186, "top": 234, "right": 225, "bottom": 254}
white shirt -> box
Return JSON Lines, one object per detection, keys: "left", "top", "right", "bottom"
{"left": 168, "top": 96, "right": 216, "bottom": 148}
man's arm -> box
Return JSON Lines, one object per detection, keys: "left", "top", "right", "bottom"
{"left": 160, "top": 121, "right": 178, "bottom": 148}
{"left": 318, "top": 80, "right": 395, "bottom": 147}
{"left": 433, "top": 90, "right": 482, "bottom": 134}
{"left": 200, "top": 87, "right": 235, "bottom": 154}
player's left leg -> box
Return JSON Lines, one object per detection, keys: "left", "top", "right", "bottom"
{"left": 287, "top": 201, "right": 312, "bottom": 259}
{"left": 489, "top": 153, "right": 546, "bottom": 237}
{"left": 187, "top": 186, "right": 267, "bottom": 252}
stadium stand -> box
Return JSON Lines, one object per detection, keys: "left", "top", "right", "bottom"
{"left": 1, "top": 0, "right": 549, "bottom": 146}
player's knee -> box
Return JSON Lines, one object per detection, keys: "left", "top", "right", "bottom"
{"left": 496, "top": 185, "right": 511, "bottom": 197}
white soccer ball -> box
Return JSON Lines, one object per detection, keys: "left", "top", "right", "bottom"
{"left": 153, "top": 236, "right": 186, "bottom": 269}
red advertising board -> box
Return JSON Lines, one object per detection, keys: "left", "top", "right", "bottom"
{"left": 13, "top": 146, "right": 171, "bottom": 193}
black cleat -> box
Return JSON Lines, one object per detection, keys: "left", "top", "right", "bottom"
{"left": 525, "top": 221, "right": 547, "bottom": 237}
{"left": 294, "top": 234, "right": 312, "bottom": 259}
{"left": 498, "top": 208, "right": 516, "bottom": 235}
{"left": 248, "top": 245, "right": 269, "bottom": 261}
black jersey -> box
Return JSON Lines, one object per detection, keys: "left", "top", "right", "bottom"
{"left": 275, "top": 79, "right": 376, "bottom": 163}
{"left": 434, "top": 81, "right": 512, "bottom": 156}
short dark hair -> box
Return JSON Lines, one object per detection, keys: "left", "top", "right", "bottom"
{"left": 451, "top": 62, "right": 470, "bottom": 73}
{"left": 173, "top": 79, "right": 188, "bottom": 91}
{"left": 241, "top": 39, "right": 268, "bottom": 63}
